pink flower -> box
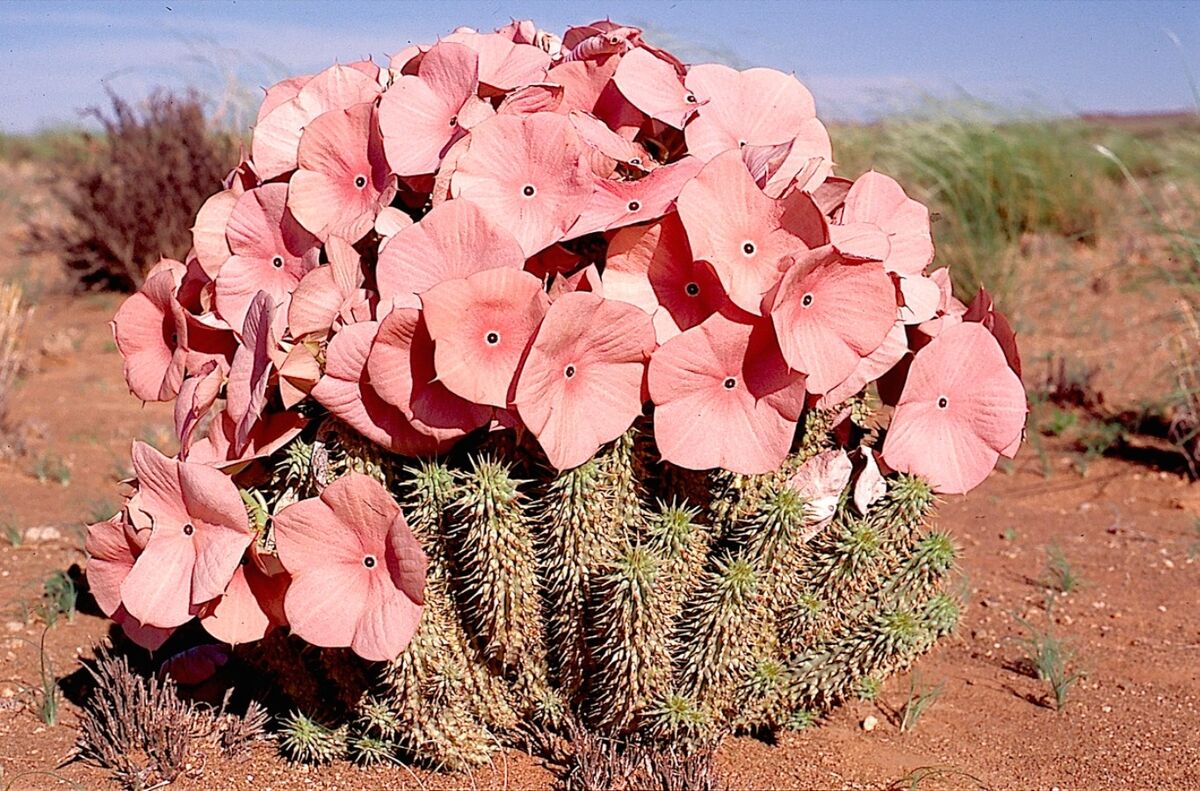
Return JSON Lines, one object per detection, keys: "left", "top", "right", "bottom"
{"left": 120, "top": 442, "right": 253, "bottom": 629}
{"left": 450, "top": 112, "right": 591, "bottom": 256}
{"left": 272, "top": 473, "right": 427, "bottom": 662}
{"left": 251, "top": 63, "right": 381, "bottom": 180}
{"left": 769, "top": 246, "right": 897, "bottom": 395}
{"left": 420, "top": 268, "right": 550, "bottom": 408}
{"left": 676, "top": 150, "right": 827, "bottom": 315}
{"left": 515, "top": 292, "right": 655, "bottom": 470}
{"left": 215, "top": 184, "right": 320, "bottom": 331}
{"left": 648, "top": 313, "right": 807, "bottom": 474}
{"left": 378, "top": 42, "right": 492, "bottom": 177}
{"left": 375, "top": 199, "right": 525, "bottom": 309}
{"left": 199, "top": 558, "right": 289, "bottom": 646}
{"left": 612, "top": 47, "right": 699, "bottom": 129}
{"left": 310, "top": 321, "right": 444, "bottom": 455}
{"left": 882, "top": 322, "right": 1027, "bottom": 494}
{"left": 564, "top": 156, "right": 704, "bottom": 240}
{"left": 288, "top": 103, "right": 396, "bottom": 243}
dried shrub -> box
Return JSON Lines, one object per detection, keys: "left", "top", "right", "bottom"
{"left": 0, "top": 282, "right": 32, "bottom": 457}
{"left": 30, "top": 89, "right": 238, "bottom": 291}
{"left": 75, "top": 649, "right": 267, "bottom": 789}
{"left": 562, "top": 717, "right": 722, "bottom": 791}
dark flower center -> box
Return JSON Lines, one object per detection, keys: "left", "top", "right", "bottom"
{"left": 485, "top": 331, "right": 501, "bottom": 346}
{"left": 937, "top": 396, "right": 949, "bottom": 409}
{"left": 685, "top": 93, "right": 697, "bottom": 104}
{"left": 627, "top": 200, "right": 641, "bottom": 212}
{"left": 723, "top": 377, "right": 737, "bottom": 390}
{"left": 685, "top": 282, "right": 700, "bottom": 297}
{"left": 271, "top": 255, "right": 284, "bottom": 269}
{"left": 353, "top": 174, "right": 367, "bottom": 189}
{"left": 564, "top": 364, "right": 576, "bottom": 379}
{"left": 801, "top": 293, "right": 814, "bottom": 308}
{"left": 742, "top": 241, "right": 756, "bottom": 256}
{"left": 738, "top": 139, "right": 747, "bottom": 148}
{"left": 522, "top": 184, "right": 536, "bottom": 197}
{"left": 449, "top": 115, "right": 458, "bottom": 127}
{"left": 182, "top": 523, "right": 194, "bottom": 536}
{"left": 363, "top": 555, "right": 377, "bottom": 569}
{"left": 629, "top": 157, "right": 642, "bottom": 166}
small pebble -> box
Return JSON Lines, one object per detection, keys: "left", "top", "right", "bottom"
{"left": 23, "top": 526, "right": 62, "bottom": 543}
{"left": 4, "top": 622, "right": 22, "bottom": 634}
{"left": 861, "top": 715, "right": 878, "bottom": 732}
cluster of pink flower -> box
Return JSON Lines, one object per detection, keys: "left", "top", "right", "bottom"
{"left": 90, "top": 19, "right": 1026, "bottom": 661}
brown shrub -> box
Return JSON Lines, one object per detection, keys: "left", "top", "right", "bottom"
{"left": 30, "top": 89, "right": 238, "bottom": 291}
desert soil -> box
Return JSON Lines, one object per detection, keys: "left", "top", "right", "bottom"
{"left": 0, "top": 161, "right": 1197, "bottom": 790}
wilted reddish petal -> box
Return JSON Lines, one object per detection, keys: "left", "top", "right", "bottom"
{"left": 451, "top": 112, "right": 591, "bottom": 256}
{"left": 853, "top": 449, "right": 888, "bottom": 516}
{"left": 770, "top": 246, "right": 896, "bottom": 394}
{"left": 112, "top": 269, "right": 186, "bottom": 402}
{"left": 226, "top": 291, "right": 274, "bottom": 454}
{"left": 677, "top": 150, "right": 827, "bottom": 315}
{"left": 648, "top": 313, "right": 806, "bottom": 474}
{"left": 175, "top": 361, "right": 222, "bottom": 454}
{"left": 612, "top": 47, "right": 699, "bottom": 129}
{"left": 565, "top": 156, "right": 703, "bottom": 239}
{"left": 289, "top": 103, "right": 395, "bottom": 242}
{"left": 376, "top": 199, "right": 526, "bottom": 309}
{"left": 882, "top": 322, "right": 1027, "bottom": 494}
{"left": 515, "top": 292, "right": 654, "bottom": 469}
{"left": 311, "top": 321, "right": 444, "bottom": 455}
{"left": 421, "top": 268, "right": 549, "bottom": 407}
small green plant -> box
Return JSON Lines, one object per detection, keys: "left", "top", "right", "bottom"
{"left": 855, "top": 675, "right": 883, "bottom": 702}
{"left": 1073, "top": 419, "right": 1123, "bottom": 475}
{"left": 1001, "top": 527, "right": 1018, "bottom": 542}
{"left": 278, "top": 711, "right": 347, "bottom": 765}
{"left": 36, "top": 626, "right": 59, "bottom": 726}
{"left": 86, "top": 498, "right": 118, "bottom": 524}
{"left": 1041, "top": 407, "right": 1078, "bottom": 437}
{"left": 41, "top": 571, "right": 77, "bottom": 626}
{"left": 31, "top": 453, "right": 71, "bottom": 486}
{"left": 1018, "top": 620, "right": 1083, "bottom": 712}
{"left": 898, "top": 673, "right": 943, "bottom": 733}
{"left": 1041, "top": 544, "right": 1082, "bottom": 593}
{"left": 2, "top": 522, "right": 22, "bottom": 547}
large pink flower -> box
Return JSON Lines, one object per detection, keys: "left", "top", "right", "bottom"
{"left": 603, "top": 214, "right": 734, "bottom": 344}
{"left": 251, "top": 63, "right": 381, "bottom": 180}
{"left": 378, "top": 41, "right": 492, "bottom": 177}
{"left": 769, "top": 246, "right": 897, "bottom": 395}
{"left": 564, "top": 156, "right": 704, "bottom": 240}
{"left": 375, "top": 199, "right": 525, "bottom": 309}
{"left": 112, "top": 267, "right": 186, "bottom": 402}
{"left": 612, "top": 47, "right": 699, "bottom": 129}
{"left": 648, "top": 313, "right": 807, "bottom": 474}
{"left": 311, "top": 321, "right": 444, "bottom": 455}
{"left": 215, "top": 184, "right": 319, "bottom": 331}
{"left": 272, "top": 473, "right": 427, "bottom": 662}
{"left": 450, "top": 112, "right": 591, "bottom": 256}
{"left": 683, "top": 64, "right": 832, "bottom": 194}
{"left": 676, "top": 150, "right": 827, "bottom": 315}
{"left": 120, "top": 442, "right": 253, "bottom": 629}
{"left": 515, "top": 292, "right": 655, "bottom": 470}
{"left": 882, "top": 322, "right": 1027, "bottom": 494}
{"left": 420, "top": 268, "right": 550, "bottom": 408}
{"left": 288, "top": 103, "right": 396, "bottom": 243}
{"left": 366, "top": 307, "right": 493, "bottom": 443}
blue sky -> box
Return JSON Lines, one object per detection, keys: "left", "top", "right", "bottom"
{"left": 1, "top": 0, "right": 1197, "bottom": 133}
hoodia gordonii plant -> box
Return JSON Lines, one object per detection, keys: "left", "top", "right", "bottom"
{"left": 88, "top": 17, "right": 1027, "bottom": 770}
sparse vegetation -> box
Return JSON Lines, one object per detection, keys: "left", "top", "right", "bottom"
{"left": 2, "top": 522, "right": 22, "bottom": 547}
{"left": 1041, "top": 544, "right": 1082, "bottom": 594}
{"left": 75, "top": 649, "right": 268, "bottom": 788}
{"left": 35, "top": 627, "right": 59, "bottom": 726}
{"left": 898, "top": 673, "right": 943, "bottom": 734}
{"left": 30, "top": 453, "right": 71, "bottom": 486}
{"left": 40, "top": 570, "right": 77, "bottom": 626}
{"left": 1017, "top": 618, "right": 1083, "bottom": 712}
{"left": 27, "top": 89, "right": 239, "bottom": 291}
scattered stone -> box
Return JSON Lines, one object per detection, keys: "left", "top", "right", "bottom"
{"left": 861, "top": 715, "right": 878, "bottom": 732}
{"left": 23, "top": 526, "right": 62, "bottom": 543}
{"left": 4, "top": 622, "right": 22, "bottom": 634}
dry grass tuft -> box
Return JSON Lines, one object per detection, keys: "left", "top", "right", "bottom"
{"left": 561, "top": 718, "right": 722, "bottom": 791}
{"left": 28, "top": 89, "right": 238, "bottom": 292}
{"left": 75, "top": 648, "right": 268, "bottom": 789}
{"left": 0, "top": 282, "right": 32, "bottom": 457}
